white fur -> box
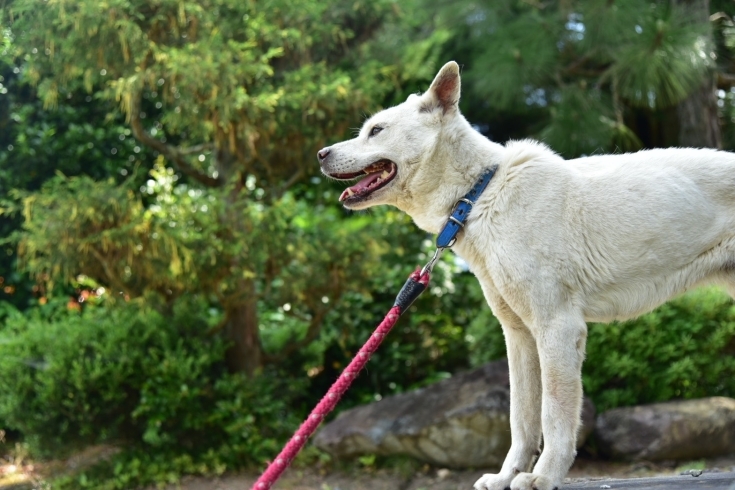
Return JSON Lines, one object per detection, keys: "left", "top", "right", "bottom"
{"left": 318, "top": 61, "right": 735, "bottom": 490}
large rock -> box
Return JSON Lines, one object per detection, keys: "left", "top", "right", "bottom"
{"left": 313, "top": 359, "right": 595, "bottom": 468}
{"left": 595, "top": 396, "right": 735, "bottom": 461}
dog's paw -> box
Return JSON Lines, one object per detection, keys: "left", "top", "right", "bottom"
{"left": 473, "top": 472, "right": 514, "bottom": 490}
{"left": 510, "top": 472, "right": 557, "bottom": 490}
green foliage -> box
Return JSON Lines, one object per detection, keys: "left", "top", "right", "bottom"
{"left": 309, "top": 247, "right": 475, "bottom": 407}
{"left": 4, "top": 0, "right": 399, "bottom": 185}
{"left": 233, "top": 209, "right": 477, "bottom": 409}
{"left": 4, "top": 165, "right": 389, "bottom": 358}
{"left": 2, "top": 0, "right": 422, "bottom": 378}
{"left": 0, "top": 76, "right": 152, "bottom": 195}
{"left": 584, "top": 288, "right": 735, "bottom": 412}
{"left": 4, "top": 171, "right": 189, "bottom": 296}
{"left": 422, "top": 0, "right": 724, "bottom": 155}
{"left": 540, "top": 87, "right": 618, "bottom": 158}
{"left": 606, "top": 3, "right": 713, "bottom": 109}
{"left": 0, "top": 297, "right": 300, "bottom": 487}
{"left": 0, "top": 57, "right": 155, "bottom": 311}
{"left": 467, "top": 9, "right": 562, "bottom": 111}
{"left": 464, "top": 279, "right": 505, "bottom": 368}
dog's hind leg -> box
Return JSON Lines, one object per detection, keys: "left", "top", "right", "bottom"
{"left": 474, "top": 298, "right": 542, "bottom": 490}
{"left": 510, "top": 310, "right": 587, "bottom": 490}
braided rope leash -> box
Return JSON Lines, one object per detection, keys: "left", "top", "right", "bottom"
{"left": 251, "top": 267, "right": 432, "bottom": 490}
{"left": 252, "top": 167, "right": 497, "bottom": 489}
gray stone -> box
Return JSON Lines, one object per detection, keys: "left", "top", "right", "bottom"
{"left": 313, "top": 359, "right": 596, "bottom": 468}
{"left": 595, "top": 396, "right": 735, "bottom": 461}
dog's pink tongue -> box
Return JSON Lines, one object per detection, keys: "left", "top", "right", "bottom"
{"left": 339, "top": 172, "right": 382, "bottom": 201}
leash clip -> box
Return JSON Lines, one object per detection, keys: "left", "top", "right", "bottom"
{"left": 420, "top": 247, "right": 446, "bottom": 276}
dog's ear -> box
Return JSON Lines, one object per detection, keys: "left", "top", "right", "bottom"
{"left": 423, "top": 61, "right": 461, "bottom": 115}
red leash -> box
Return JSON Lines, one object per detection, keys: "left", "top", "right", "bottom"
{"left": 251, "top": 266, "right": 433, "bottom": 489}
{"left": 252, "top": 168, "right": 495, "bottom": 488}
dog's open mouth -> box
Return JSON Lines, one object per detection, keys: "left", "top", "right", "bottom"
{"left": 330, "top": 160, "right": 397, "bottom": 203}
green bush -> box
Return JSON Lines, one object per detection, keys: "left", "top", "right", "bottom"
{"left": 463, "top": 276, "right": 505, "bottom": 367}
{"left": 584, "top": 287, "right": 735, "bottom": 411}
{"left": 0, "top": 298, "right": 301, "bottom": 486}
{"left": 306, "top": 248, "right": 476, "bottom": 409}
{"left": 466, "top": 286, "right": 735, "bottom": 412}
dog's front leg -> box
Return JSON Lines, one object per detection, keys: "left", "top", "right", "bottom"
{"left": 510, "top": 313, "right": 587, "bottom": 490}
{"left": 474, "top": 304, "right": 542, "bottom": 490}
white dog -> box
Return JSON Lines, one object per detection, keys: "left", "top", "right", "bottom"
{"left": 317, "top": 61, "right": 735, "bottom": 490}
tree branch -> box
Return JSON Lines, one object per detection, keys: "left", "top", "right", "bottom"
{"left": 273, "top": 168, "right": 304, "bottom": 199}
{"left": 129, "top": 92, "right": 221, "bottom": 187}
{"left": 561, "top": 55, "right": 591, "bottom": 77}
{"left": 178, "top": 143, "right": 214, "bottom": 155}
{"left": 88, "top": 246, "right": 134, "bottom": 297}
{"left": 717, "top": 72, "right": 735, "bottom": 89}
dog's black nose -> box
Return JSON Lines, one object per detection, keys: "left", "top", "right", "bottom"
{"left": 317, "top": 147, "right": 331, "bottom": 161}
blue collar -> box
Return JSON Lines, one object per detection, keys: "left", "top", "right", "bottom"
{"left": 435, "top": 167, "right": 497, "bottom": 248}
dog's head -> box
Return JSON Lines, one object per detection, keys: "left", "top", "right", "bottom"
{"left": 317, "top": 61, "right": 463, "bottom": 211}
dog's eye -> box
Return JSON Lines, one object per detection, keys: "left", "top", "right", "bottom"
{"left": 369, "top": 126, "right": 383, "bottom": 137}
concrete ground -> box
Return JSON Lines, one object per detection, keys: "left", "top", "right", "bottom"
{"left": 2, "top": 449, "right": 735, "bottom": 489}
{"left": 163, "top": 455, "right": 735, "bottom": 490}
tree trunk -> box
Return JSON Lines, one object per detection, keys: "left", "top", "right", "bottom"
{"left": 675, "top": 0, "right": 722, "bottom": 149}
{"left": 130, "top": 94, "right": 264, "bottom": 376}
{"left": 676, "top": 76, "right": 722, "bottom": 149}
{"left": 223, "top": 278, "right": 262, "bottom": 376}
{"left": 216, "top": 144, "right": 264, "bottom": 376}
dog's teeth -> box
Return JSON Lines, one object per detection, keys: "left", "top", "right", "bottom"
{"left": 347, "top": 188, "right": 355, "bottom": 196}
{"left": 381, "top": 171, "right": 389, "bottom": 179}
